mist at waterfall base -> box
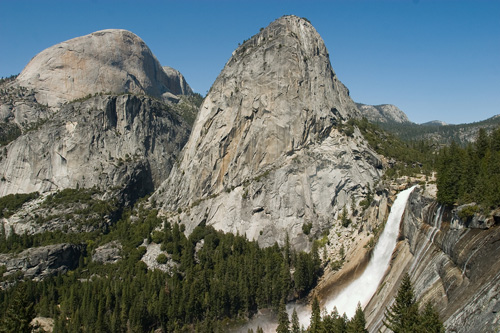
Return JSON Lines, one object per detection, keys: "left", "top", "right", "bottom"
{"left": 322, "top": 186, "right": 416, "bottom": 319}
{"left": 233, "top": 186, "right": 416, "bottom": 332}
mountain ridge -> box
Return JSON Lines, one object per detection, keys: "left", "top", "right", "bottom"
{"left": 152, "top": 15, "right": 382, "bottom": 249}
{"left": 0, "top": 15, "right": 498, "bottom": 332}
{"left": 15, "top": 29, "right": 193, "bottom": 108}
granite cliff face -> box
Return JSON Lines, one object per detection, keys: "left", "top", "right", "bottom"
{"left": 153, "top": 16, "right": 382, "bottom": 249}
{"left": 365, "top": 188, "right": 500, "bottom": 332}
{"left": 0, "top": 94, "right": 190, "bottom": 199}
{"left": 0, "top": 243, "right": 84, "bottom": 288}
{"left": 162, "top": 66, "right": 193, "bottom": 96}
{"left": 0, "top": 29, "right": 196, "bottom": 200}
{"left": 15, "top": 29, "right": 192, "bottom": 108}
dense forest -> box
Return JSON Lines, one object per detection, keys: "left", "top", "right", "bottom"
{"left": 436, "top": 127, "right": 500, "bottom": 208}
{"left": 0, "top": 198, "right": 323, "bottom": 332}
{"left": 1, "top": 119, "right": 485, "bottom": 332}
{"left": 356, "top": 117, "right": 500, "bottom": 211}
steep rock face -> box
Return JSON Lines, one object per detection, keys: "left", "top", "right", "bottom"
{"left": 162, "top": 66, "right": 193, "bottom": 96}
{"left": 15, "top": 29, "right": 192, "bottom": 108}
{"left": 153, "top": 16, "right": 382, "bottom": 248}
{"left": 365, "top": 189, "right": 500, "bottom": 332}
{"left": 0, "top": 84, "right": 50, "bottom": 134}
{"left": 0, "top": 94, "right": 190, "bottom": 199}
{"left": 356, "top": 103, "right": 411, "bottom": 124}
{"left": 0, "top": 243, "right": 84, "bottom": 287}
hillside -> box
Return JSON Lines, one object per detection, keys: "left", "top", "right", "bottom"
{"left": 378, "top": 113, "right": 500, "bottom": 145}
{"left": 0, "top": 15, "right": 499, "bottom": 333}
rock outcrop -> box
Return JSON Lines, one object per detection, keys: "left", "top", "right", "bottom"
{"left": 0, "top": 94, "right": 190, "bottom": 199}
{"left": 92, "top": 241, "right": 122, "bottom": 264}
{"left": 0, "top": 243, "right": 84, "bottom": 287}
{"left": 153, "top": 15, "right": 382, "bottom": 249}
{"left": 0, "top": 29, "right": 198, "bottom": 200}
{"left": 356, "top": 103, "right": 411, "bottom": 124}
{"left": 365, "top": 188, "right": 500, "bottom": 332}
{"left": 162, "top": 66, "right": 193, "bottom": 96}
{"left": 15, "top": 29, "right": 192, "bottom": 108}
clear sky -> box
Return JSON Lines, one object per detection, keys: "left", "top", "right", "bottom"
{"left": 1, "top": 0, "right": 499, "bottom": 124}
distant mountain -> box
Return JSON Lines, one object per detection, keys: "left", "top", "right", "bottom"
{"left": 378, "top": 114, "right": 500, "bottom": 145}
{"left": 357, "top": 102, "right": 500, "bottom": 145}
{"left": 356, "top": 103, "right": 411, "bottom": 124}
{"left": 420, "top": 120, "right": 448, "bottom": 126}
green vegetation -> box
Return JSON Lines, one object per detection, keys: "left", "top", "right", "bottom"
{"left": 287, "top": 296, "right": 368, "bottom": 332}
{"left": 436, "top": 127, "right": 500, "bottom": 208}
{"left": 0, "top": 74, "right": 18, "bottom": 85}
{"left": 175, "top": 93, "right": 204, "bottom": 125}
{"left": 340, "top": 206, "right": 351, "bottom": 228}
{"left": 383, "top": 273, "right": 445, "bottom": 333}
{"left": 42, "top": 187, "right": 103, "bottom": 208}
{"left": 0, "top": 192, "right": 39, "bottom": 218}
{"left": 353, "top": 118, "right": 436, "bottom": 179}
{"left": 302, "top": 222, "right": 313, "bottom": 235}
{"left": 377, "top": 116, "right": 500, "bottom": 146}
{"left": 0, "top": 282, "right": 35, "bottom": 333}
{"left": 0, "top": 196, "right": 323, "bottom": 331}
{"left": 0, "top": 122, "right": 22, "bottom": 146}
{"left": 0, "top": 188, "right": 118, "bottom": 254}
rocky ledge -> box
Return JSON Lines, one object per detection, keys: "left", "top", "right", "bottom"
{"left": 365, "top": 188, "right": 500, "bottom": 332}
{"left": 0, "top": 243, "right": 84, "bottom": 288}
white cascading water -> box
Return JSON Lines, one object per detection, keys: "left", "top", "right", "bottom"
{"left": 323, "top": 185, "right": 417, "bottom": 318}
{"left": 237, "top": 186, "right": 417, "bottom": 332}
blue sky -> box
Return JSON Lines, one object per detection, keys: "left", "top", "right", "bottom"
{"left": 0, "top": 0, "right": 499, "bottom": 124}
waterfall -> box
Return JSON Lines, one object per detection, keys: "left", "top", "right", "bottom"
{"left": 323, "top": 185, "right": 416, "bottom": 318}
{"left": 234, "top": 186, "right": 417, "bottom": 332}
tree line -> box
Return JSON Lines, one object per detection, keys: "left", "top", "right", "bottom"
{"left": 436, "top": 127, "right": 500, "bottom": 208}
{"left": 0, "top": 199, "right": 322, "bottom": 332}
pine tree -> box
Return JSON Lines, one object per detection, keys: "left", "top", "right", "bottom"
{"left": 0, "top": 283, "right": 35, "bottom": 333}
{"left": 335, "top": 312, "right": 348, "bottom": 333}
{"left": 347, "top": 302, "right": 367, "bottom": 333}
{"left": 383, "top": 273, "right": 444, "bottom": 333}
{"left": 280, "top": 260, "right": 292, "bottom": 301}
{"left": 321, "top": 309, "right": 335, "bottom": 332}
{"left": 419, "top": 302, "right": 445, "bottom": 333}
{"left": 291, "top": 308, "right": 301, "bottom": 333}
{"left": 383, "top": 273, "right": 420, "bottom": 333}
{"left": 309, "top": 296, "right": 322, "bottom": 333}
{"left": 277, "top": 298, "right": 290, "bottom": 333}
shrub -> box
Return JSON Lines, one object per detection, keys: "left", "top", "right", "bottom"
{"left": 0, "top": 192, "right": 39, "bottom": 218}
{"left": 156, "top": 253, "right": 168, "bottom": 264}
{"left": 331, "top": 260, "right": 343, "bottom": 271}
{"left": 458, "top": 204, "right": 479, "bottom": 221}
{"left": 302, "top": 222, "right": 313, "bottom": 235}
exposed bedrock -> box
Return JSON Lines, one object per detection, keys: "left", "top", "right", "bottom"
{"left": 152, "top": 15, "right": 382, "bottom": 249}
{"left": 366, "top": 189, "right": 500, "bottom": 332}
